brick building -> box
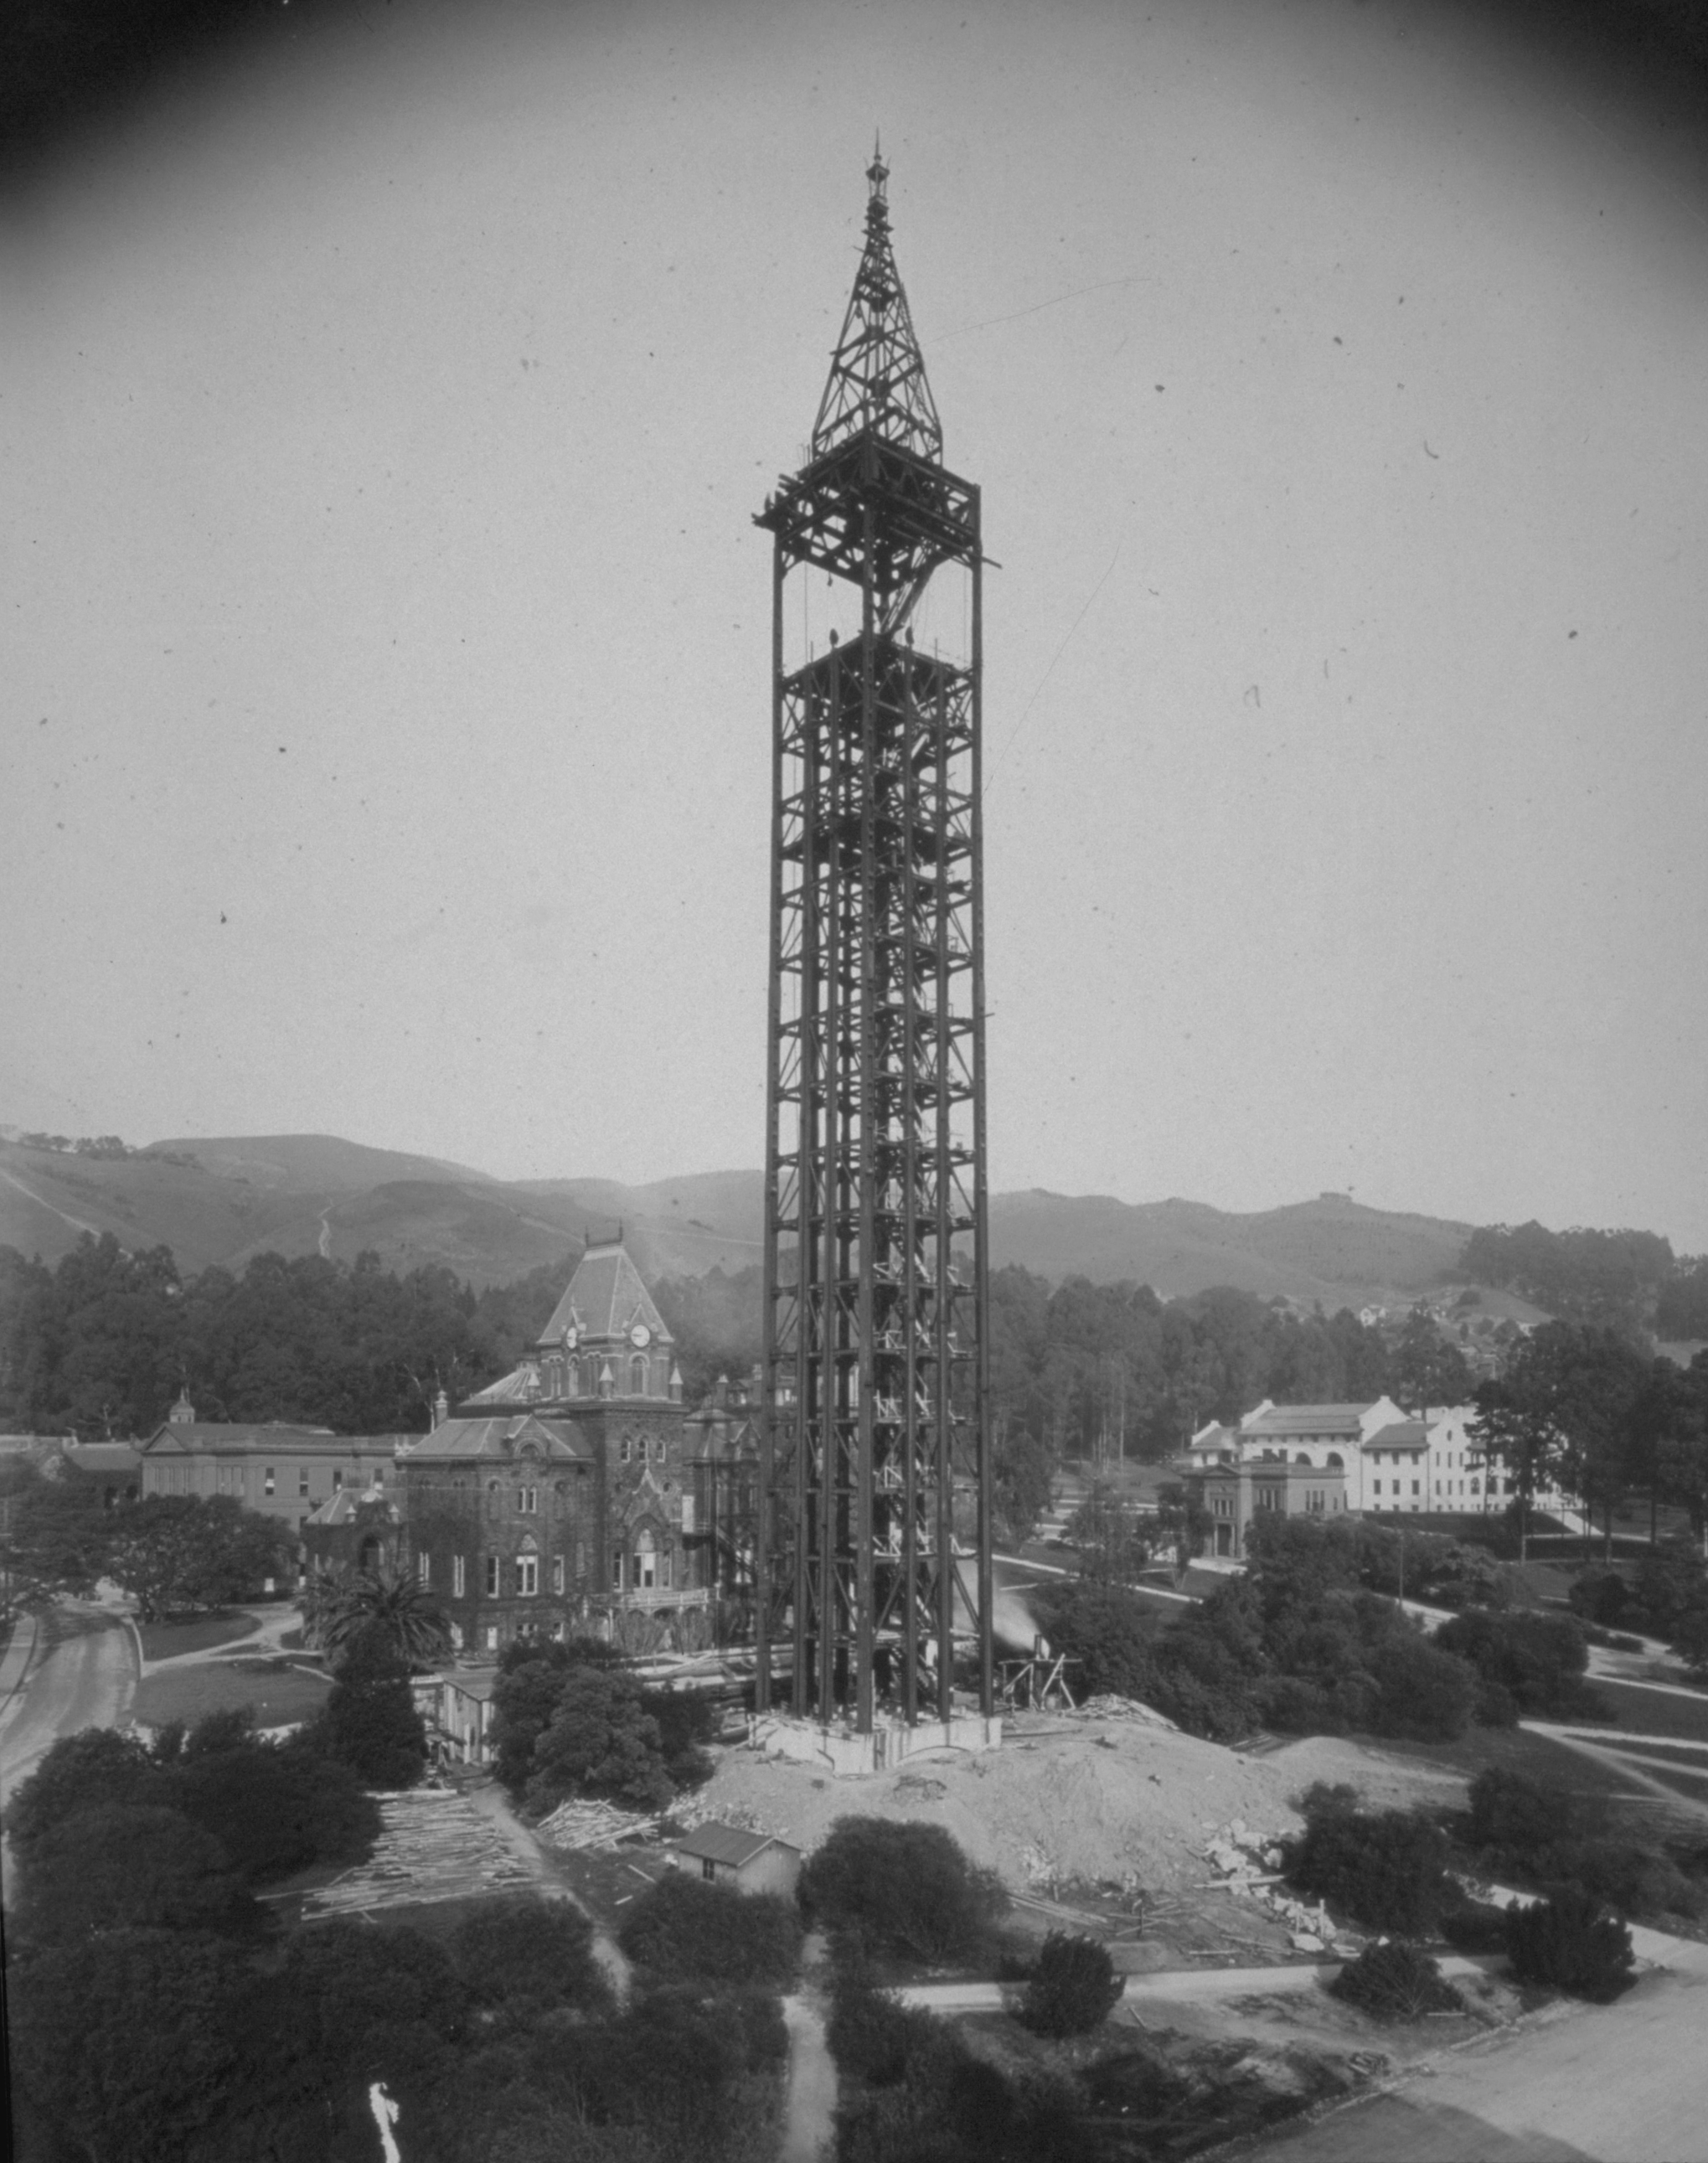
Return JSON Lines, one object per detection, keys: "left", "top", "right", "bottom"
{"left": 399, "top": 1239, "right": 735, "bottom": 1655}
{"left": 136, "top": 1395, "right": 405, "bottom": 1541}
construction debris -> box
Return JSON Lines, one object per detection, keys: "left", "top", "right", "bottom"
{"left": 534, "top": 1797, "right": 660, "bottom": 1851}
{"left": 1199, "top": 1820, "right": 1360, "bottom": 1957}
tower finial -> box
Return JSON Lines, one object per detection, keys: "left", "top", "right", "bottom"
{"left": 812, "top": 143, "right": 939, "bottom": 463}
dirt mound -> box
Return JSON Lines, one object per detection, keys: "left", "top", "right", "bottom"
{"left": 694, "top": 1717, "right": 1313, "bottom": 1895}
{"left": 1258, "top": 1735, "right": 1473, "bottom": 1817}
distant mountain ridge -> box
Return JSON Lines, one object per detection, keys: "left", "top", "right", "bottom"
{"left": 0, "top": 1132, "right": 1479, "bottom": 1308}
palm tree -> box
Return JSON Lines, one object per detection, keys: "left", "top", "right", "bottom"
{"left": 305, "top": 1562, "right": 452, "bottom": 1669}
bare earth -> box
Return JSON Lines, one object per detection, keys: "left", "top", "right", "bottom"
{"left": 692, "top": 1712, "right": 1468, "bottom": 1900}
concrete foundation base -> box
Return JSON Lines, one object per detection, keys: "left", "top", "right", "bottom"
{"left": 746, "top": 1711, "right": 1002, "bottom": 1777}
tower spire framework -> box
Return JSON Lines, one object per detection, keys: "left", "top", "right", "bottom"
{"left": 754, "top": 156, "right": 993, "bottom": 1735}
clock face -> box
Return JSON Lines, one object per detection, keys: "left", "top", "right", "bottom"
{"left": 629, "top": 1324, "right": 652, "bottom": 1350}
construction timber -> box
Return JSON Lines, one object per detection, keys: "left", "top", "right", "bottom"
{"left": 753, "top": 150, "right": 993, "bottom": 1734}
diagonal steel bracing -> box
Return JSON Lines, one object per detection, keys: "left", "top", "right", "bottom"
{"left": 753, "top": 152, "right": 993, "bottom": 1733}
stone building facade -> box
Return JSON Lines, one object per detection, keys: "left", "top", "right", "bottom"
{"left": 399, "top": 1240, "right": 735, "bottom": 1655}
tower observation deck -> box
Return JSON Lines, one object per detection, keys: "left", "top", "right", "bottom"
{"left": 754, "top": 151, "right": 993, "bottom": 1735}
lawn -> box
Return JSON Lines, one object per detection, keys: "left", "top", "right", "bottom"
{"left": 1593, "top": 1679, "right": 1708, "bottom": 1743}
{"left": 132, "top": 1655, "right": 331, "bottom": 1731}
{"left": 137, "top": 1609, "right": 261, "bottom": 1661}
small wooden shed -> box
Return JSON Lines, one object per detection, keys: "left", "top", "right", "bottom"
{"left": 671, "top": 1821, "right": 802, "bottom": 1899}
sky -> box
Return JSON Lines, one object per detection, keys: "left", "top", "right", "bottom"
{"left": 4, "top": 0, "right": 1707, "bottom": 1248}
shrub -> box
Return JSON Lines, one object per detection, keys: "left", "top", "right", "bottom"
{"left": 1287, "top": 1805, "right": 1452, "bottom": 1933}
{"left": 452, "top": 1894, "right": 611, "bottom": 2018}
{"left": 1031, "top": 1580, "right": 1160, "bottom": 1701}
{"left": 1540, "top": 1838, "right": 1705, "bottom": 1923}
{"left": 1467, "top": 1768, "right": 1571, "bottom": 1859}
{"left": 1569, "top": 1568, "right": 1633, "bottom": 1630}
{"left": 3, "top": 1727, "right": 161, "bottom": 1852}
{"left": 1259, "top": 1674, "right": 1337, "bottom": 1733}
{"left": 14, "top": 1803, "right": 258, "bottom": 1945}
{"left": 617, "top": 1871, "right": 802, "bottom": 1989}
{"left": 1436, "top": 1608, "right": 1603, "bottom": 1720}
{"left": 1474, "top": 1679, "right": 1520, "bottom": 1727}
{"left": 1504, "top": 1889, "right": 1635, "bottom": 2001}
{"left": 798, "top": 1818, "right": 1007, "bottom": 1965}
{"left": 1439, "top": 1896, "right": 1512, "bottom": 1954}
{"left": 168, "top": 1735, "right": 379, "bottom": 1883}
{"left": 304, "top": 1624, "right": 428, "bottom": 1789}
{"left": 1366, "top": 1634, "right": 1477, "bottom": 1742}
{"left": 1330, "top": 1940, "right": 1462, "bottom": 2021}
{"left": 1019, "top": 1932, "right": 1123, "bottom": 2037}
{"left": 521, "top": 1669, "right": 676, "bottom": 1816}
{"left": 826, "top": 1967, "right": 942, "bottom": 2087}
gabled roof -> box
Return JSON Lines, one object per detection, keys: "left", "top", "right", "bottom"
{"left": 301, "top": 1485, "right": 399, "bottom": 1527}
{"left": 675, "top": 1822, "right": 797, "bottom": 1869}
{"left": 535, "top": 1242, "right": 671, "bottom": 1351}
{"left": 59, "top": 1443, "right": 142, "bottom": 1474}
{"left": 398, "top": 1414, "right": 592, "bottom": 1464}
{"left": 1364, "top": 1421, "right": 1430, "bottom": 1453}
{"left": 1241, "top": 1403, "right": 1375, "bottom": 1436}
{"left": 138, "top": 1422, "right": 390, "bottom": 1453}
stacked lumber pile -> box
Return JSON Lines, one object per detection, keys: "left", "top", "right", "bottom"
{"left": 303, "top": 1790, "right": 536, "bottom": 1918}
{"left": 534, "top": 1797, "right": 659, "bottom": 1851}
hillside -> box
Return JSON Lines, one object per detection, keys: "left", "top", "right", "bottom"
{"left": 1, "top": 1133, "right": 1484, "bottom": 1307}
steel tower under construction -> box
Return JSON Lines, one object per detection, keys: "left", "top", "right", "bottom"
{"left": 754, "top": 150, "right": 993, "bottom": 1734}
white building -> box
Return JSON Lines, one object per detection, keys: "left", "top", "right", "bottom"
{"left": 1184, "top": 1398, "right": 1566, "bottom": 1520}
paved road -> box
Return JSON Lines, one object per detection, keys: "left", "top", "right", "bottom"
{"left": 0, "top": 1603, "right": 135, "bottom": 1899}
{"left": 1246, "top": 1941, "right": 1708, "bottom": 2163}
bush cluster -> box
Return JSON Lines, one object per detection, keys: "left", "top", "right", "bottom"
{"left": 488, "top": 1637, "right": 716, "bottom": 1816}
{"left": 1329, "top": 1939, "right": 1462, "bottom": 2021}
{"left": 1284, "top": 1787, "right": 1452, "bottom": 1934}
{"left": 799, "top": 1817, "right": 1008, "bottom": 1966}
{"left": 1017, "top": 1932, "right": 1124, "bottom": 2037}
{"left": 825, "top": 1966, "right": 1082, "bottom": 2163}
{"left": 617, "top": 1871, "right": 802, "bottom": 1990}
{"left": 1466, "top": 1768, "right": 1705, "bottom": 1923}
{"left": 1504, "top": 1889, "right": 1636, "bottom": 2002}
{"left": 1434, "top": 1608, "right": 1605, "bottom": 1721}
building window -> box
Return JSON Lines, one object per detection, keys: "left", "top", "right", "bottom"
{"left": 518, "top": 1486, "right": 538, "bottom": 1515}
{"left": 629, "top": 1354, "right": 648, "bottom": 1395}
{"left": 486, "top": 1483, "right": 500, "bottom": 1520}
{"left": 263, "top": 1467, "right": 276, "bottom": 1497}
{"left": 373, "top": 1465, "right": 384, "bottom": 1487}
{"left": 485, "top": 1555, "right": 499, "bottom": 1597}
{"left": 418, "top": 1552, "right": 431, "bottom": 1588}
{"left": 298, "top": 1469, "right": 310, "bottom": 1498}
{"left": 333, "top": 1469, "right": 343, "bottom": 1491}
{"left": 701, "top": 1858, "right": 716, "bottom": 1884}
{"left": 1411, "top": 1480, "right": 1420, "bottom": 1496}
{"left": 453, "top": 1555, "right": 466, "bottom": 1598}
{"left": 575, "top": 1541, "right": 586, "bottom": 1580}
{"left": 484, "top": 1625, "right": 498, "bottom": 1651}
{"left": 518, "top": 1554, "right": 538, "bottom": 1597}
{"left": 566, "top": 1357, "right": 581, "bottom": 1396}
{"left": 553, "top": 1555, "right": 565, "bottom": 1594}
{"left": 621, "top": 1437, "right": 632, "bottom": 1464}
{"left": 611, "top": 1548, "right": 624, "bottom": 1590}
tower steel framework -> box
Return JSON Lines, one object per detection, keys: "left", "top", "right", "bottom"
{"left": 754, "top": 152, "right": 993, "bottom": 1733}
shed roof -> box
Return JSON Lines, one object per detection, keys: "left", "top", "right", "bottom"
{"left": 675, "top": 1822, "right": 797, "bottom": 1869}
